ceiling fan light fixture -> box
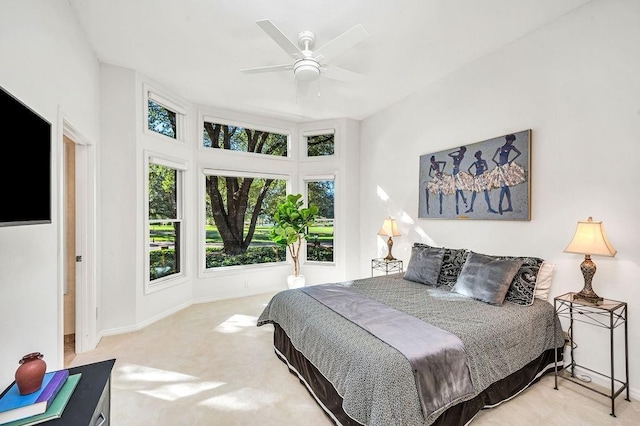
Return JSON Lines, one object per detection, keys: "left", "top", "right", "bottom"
{"left": 293, "top": 58, "right": 320, "bottom": 81}
{"left": 244, "top": 20, "right": 368, "bottom": 86}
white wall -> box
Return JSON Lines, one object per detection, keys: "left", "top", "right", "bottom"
{"left": 360, "top": 0, "right": 640, "bottom": 398}
{"left": 98, "top": 68, "right": 197, "bottom": 335}
{"left": 188, "top": 113, "right": 361, "bottom": 301}
{"left": 296, "top": 118, "right": 361, "bottom": 286}
{"left": 96, "top": 69, "right": 362, "bottom": 332}
{"left": 3, "top": 0, "right": 636, "bottom": 405}
{"left": 97, "top": 65, "right": 139, "bottom": 332}
{"left": 0, "top": 0, "right": 100, "bottom": 385}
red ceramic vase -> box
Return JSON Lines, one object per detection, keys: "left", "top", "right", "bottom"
{"left": 15, "top": 352, "right": 47, "bottom": 395}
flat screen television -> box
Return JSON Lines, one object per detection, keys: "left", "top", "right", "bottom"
{"left": 0, "top": 85, "right": 51, "bottom": 227}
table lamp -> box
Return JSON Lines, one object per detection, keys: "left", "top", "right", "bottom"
{"left": 378, "top": 217, "right": 401, "bottom": 260}
{"left": 564, "top": 216, "right": 616, "bottom": 303}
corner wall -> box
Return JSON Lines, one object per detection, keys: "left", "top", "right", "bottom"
{"left": 360, "top": 0, "right": 639, "bottom": 397}
{"left": 0, "top": 0, "right": 100, "bottom": 384}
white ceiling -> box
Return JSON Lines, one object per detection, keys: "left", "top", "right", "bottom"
{"left": 68, "top": 0, "right": 592, "bottom": 122}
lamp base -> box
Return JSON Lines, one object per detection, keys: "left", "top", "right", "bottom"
{"left": 574, "top": 288, "right": 603, "bottom": 304}
{"left": 384, "top": 236, "right": 396, "bottom": 261}
{"left": 573, "top": 254, "right": 603, "bottom": 304}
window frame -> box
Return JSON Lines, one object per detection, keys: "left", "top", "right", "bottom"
{"left": 199, "top": 168, "right": 292, "bottom": 276}
{"left": 303, "top": 174, "right": 337, "bottom": 266}
{"left": 145, "top": 152, "right": 188, "bottom": 294}
{"left": 200, "top": 114, "right": 293, "bottom": 160}
{"left": 143, "top": 84, "right": 188, "bottom": 143}
{"left": 301, "top": 128, "right": 337, "bottom": 160}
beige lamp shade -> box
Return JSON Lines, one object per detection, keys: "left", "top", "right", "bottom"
{"left": 378, "top": 217, "right": 400, "bottom": 260}
{"left": 377, "top": 218, "right": 401, "bottom": 237}
{"left": 564, "top": 216, "right": 616, "bottom": 304}
{"left": 564, "top": 217, "right": 617, "bottom": 257}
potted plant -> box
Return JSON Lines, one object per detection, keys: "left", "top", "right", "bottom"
{"left": 269, "top": 193, "right": 319, "bottom": 288}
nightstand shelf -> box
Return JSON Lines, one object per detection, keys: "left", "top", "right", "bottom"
{"left": 553, "top": 292, "right": 629, "bottom": 417}
{"left": 371, "top": 258, "right": 403, "bottom": 276}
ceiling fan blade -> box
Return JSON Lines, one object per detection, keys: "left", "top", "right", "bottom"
{"left": 241, "top": 64, "right": 293, "bottom": 74}
{"left": 322, "top": 65, "right": 366, "bottom": 82}
{"left": 314, "top": 24, "right": 369, "bottom": 62}
{"left": 256, "top": 19, "right": 303, "bottom": 60}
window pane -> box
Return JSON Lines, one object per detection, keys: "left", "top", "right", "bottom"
{"left": 203, "top": 121, "right": 288, "bottom": 157}
{"left": 306, "top": 180, "right": 334, "bottom": 262}
{"left": 148, "top": 100, "right": 177, "bottom": 139}
{"left": 149, "top": 221, "right": 181, "bottom": 279}
{"left": 148, "top": 162, "right": 181, "bottom": 283}
{"left": 148, "top": 164, "right": 177, "bottom": 219}
{"left": 205, "top": 175, "right": 287, "bottom": 268}
{"left": 307, "top": 133, "right": 334, "bottom": 157}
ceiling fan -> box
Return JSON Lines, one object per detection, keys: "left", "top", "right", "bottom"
{"left": 241, "top": 19, "right": 369, "bottom": 84}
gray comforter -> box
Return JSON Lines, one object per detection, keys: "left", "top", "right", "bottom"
{"left": 257, "top": 273, "right": 563, "bottom": 426}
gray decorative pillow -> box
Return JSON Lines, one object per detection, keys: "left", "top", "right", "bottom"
{"left": 495, "top": 255, "right": 545, "bottom": 306}
{"left": 415, "top": 243, "right": 469, "bottom": 288}
{"left": 451, "top": 252, "right": 524, "bottom": 305}
{"left": 403, "top": 246, "right": 446, "bottom": 286}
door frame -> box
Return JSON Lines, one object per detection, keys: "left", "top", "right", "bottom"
{"left": 58, "top": 110, "right": 98, "bottom": 356}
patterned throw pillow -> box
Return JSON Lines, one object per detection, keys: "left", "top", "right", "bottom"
{"left": 403, "top": 245, "right": 446, "bottom": 286}
{"left": 414, "top": 243, "right": 468, "bottom": 288}
{"left": 490, "top": 254, "right": 545, "bottom": 306}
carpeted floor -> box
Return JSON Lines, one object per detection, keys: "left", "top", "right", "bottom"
{"left": 68, "top": 292, "right": 639, "bottom": 425}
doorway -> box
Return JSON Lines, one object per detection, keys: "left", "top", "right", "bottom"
{"left": 63, "top": 136, "right": 76, "bottom": 365}
{"left": 61, "top": 118, "right": 97, "bottom": 366}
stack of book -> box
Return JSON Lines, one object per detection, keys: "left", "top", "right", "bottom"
{"left": 0, "top": 369, "right": 81, "bottom": 426}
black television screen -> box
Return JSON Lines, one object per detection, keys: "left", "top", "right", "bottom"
{"left": 0, "top": 85, "right": 51, "bottom": 226}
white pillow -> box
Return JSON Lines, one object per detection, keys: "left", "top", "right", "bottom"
{"left": 534, "top": 261, "right": 555, "bottom": 300}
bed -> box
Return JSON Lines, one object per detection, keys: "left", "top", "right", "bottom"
{"left": 257, "top": 244, "right": 564, "bottom": 426}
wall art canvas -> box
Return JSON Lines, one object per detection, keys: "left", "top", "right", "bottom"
{"left": 418, "top": 130, "right": 531, "bottom": 220}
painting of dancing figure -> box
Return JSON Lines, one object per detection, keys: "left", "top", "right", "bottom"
{"left": 425, "top": 155, "right": 450, "bottom": 215}
{"left": 418, "top": 130, "right": 530, "bottom": 220}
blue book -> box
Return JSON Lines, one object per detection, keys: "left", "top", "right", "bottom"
{"left": 2, "top": 374, "right": 81, "bottom": 426}
{"left": 0, "top": 370, "right": 69, "bottom": 424}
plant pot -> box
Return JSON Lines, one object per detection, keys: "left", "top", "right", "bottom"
{"left": 287, "top": 275, "right": 305, "bottom": 289}
{"left": 15, "top": 352, "right": 46, "bottom": 395}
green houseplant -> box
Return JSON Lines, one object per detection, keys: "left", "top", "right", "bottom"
{"left": 270, "top": 194, "right": 319, "bottom": 286}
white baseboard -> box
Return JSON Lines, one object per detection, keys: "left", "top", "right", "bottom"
{"left": 96, "top": 287, "right": 283, "bottom": 341}
{"left": 191, "top": 285, "right": 284, "bottom": 305}
{"left": 98, "top": 299, "right": 193, "bottom": 339}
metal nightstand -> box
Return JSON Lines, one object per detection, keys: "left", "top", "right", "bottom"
{"left": 553, "top": 292, "right": 629, "bottom": 417}
{"left": 371, "top": 258, "right": 403, "bottom": 276}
